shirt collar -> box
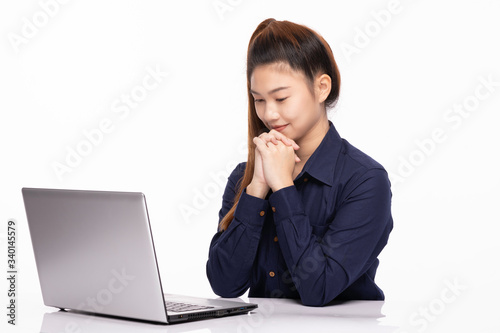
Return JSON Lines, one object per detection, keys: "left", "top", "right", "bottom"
{"left": 295, "top": 121, "right": 342, "bottom": 186}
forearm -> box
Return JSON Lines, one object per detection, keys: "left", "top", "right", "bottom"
{"left": 246, "top": 181, "right": 269, "bottom": 199}
{"left": 270, "top": 186, "right": 345, "bottom": 305}
{"left": 269, "top": 174, "right": 392, "bottom": 306}
{"left": 206, "top": 189, "right": 268, "bottom": 297}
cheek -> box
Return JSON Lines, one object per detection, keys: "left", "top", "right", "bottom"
{"left": 255, "top": 107, "right": 266, "bottom": 123}
{"left": 286, "top": 96, "right": 310, "bottom": 120}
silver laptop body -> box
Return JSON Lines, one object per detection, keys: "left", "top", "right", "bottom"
{"left": 22, "top": 187, "right": 257, "bottom": 324}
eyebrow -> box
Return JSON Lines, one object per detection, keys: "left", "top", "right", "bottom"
{"left": 250, "top": 86, "right": 290, "bottom": 95}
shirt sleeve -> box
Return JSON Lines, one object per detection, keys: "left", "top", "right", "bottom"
{"left": 206, "top": 163, "right": 269, "bottom": 297}
{"left": 269, "top": 168, "right": 393, "bottom": 306}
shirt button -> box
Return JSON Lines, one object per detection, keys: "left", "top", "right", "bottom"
{"left": 259, "top": 211, "right": 265, "bottom": 217}
{"left": 269, "top": 271, "right": 275, "bottom": 277}
{"left": 274, "top": 236, "right": 278, "bottom": 242}
{"left": 272, "top": 207, "right": 276, "bottom": 213}
{"left": 303, "top": 177, "right": 309, "bottom": 182}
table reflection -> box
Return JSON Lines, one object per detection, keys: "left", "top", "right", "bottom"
{"left": 40, "top": 299, "right": 399, "bottom": 333}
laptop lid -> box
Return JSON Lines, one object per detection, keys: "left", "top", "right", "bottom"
{"left": 22, "top": 187, "right": 169, "bottom": 323}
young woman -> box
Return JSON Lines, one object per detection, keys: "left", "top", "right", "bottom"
{"left": 206, "top": 18, "right": 393, "bottom": 307}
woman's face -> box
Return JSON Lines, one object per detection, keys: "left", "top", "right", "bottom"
{"left": 250, "top": 62, "right": 328, "bottom": 143}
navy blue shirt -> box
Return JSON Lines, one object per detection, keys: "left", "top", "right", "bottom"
{"left": 206, "top": 122, "right": 393, "bottom": 306}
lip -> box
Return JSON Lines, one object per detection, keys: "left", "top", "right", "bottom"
{"left": 272, "top": 124, "right": 288, "bottom": 132}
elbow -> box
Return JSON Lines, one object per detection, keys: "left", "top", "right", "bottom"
{"left": 212, "top": 287, "right": 245, "bottom": 299}
{"left": 208, "top": 279, "right": 247, "bottom": 298}
{"left": 297, "top": 283, "right": 332, "bottom": 306}
{"left": 297, "top": 278, "right": 344, "bottom": 307}
{"left": 206, "top": 262, "right": 247, "bottom": 298}
{"left": 300, "top": 296, "right": 329, "bottom": 307}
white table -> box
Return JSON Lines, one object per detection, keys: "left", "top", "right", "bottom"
{"left": 38, "top": 297, "right": 399, "bottom": 333}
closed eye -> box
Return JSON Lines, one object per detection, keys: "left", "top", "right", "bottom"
{"left": 254, "top": 97, "right": 288, "bottom": 103}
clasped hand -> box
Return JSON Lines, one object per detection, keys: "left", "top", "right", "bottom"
{"left": 247, "top": 130, "right": 300, "bottom": 198}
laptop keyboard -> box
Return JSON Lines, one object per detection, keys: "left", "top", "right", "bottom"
{"left": 165, "top": 301, "right": 215, "bottom": 313}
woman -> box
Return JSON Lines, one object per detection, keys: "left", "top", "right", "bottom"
{"left": 206, "top": 18, "right": 393, "bottom": 307}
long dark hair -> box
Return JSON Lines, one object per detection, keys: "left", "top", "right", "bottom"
{"left": 219, "top": 18, "right": 341, "bottom": 231}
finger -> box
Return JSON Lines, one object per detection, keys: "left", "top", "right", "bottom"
{"left": 289, "top": 139, "right": 300, "bottom": 150}
{"left": 277, "top": 140, "right": 300, "bottom": 161}
{"left": 258, "top": 133, "right": 277, "bottom": 147}
{"left": 274, "top": 141, "right": 299, "bottom": 162}
{"left": 267, "top": 130, "right": 293, "bottom": 147}
{"left": 268, "top": 129, "right": 289, "bottom": 144}
{"left": 253, "top": 136, "right": 268, "bottom": 152}
{"left": 268, "top": 129, "right": 300, "bottom": 150}
{"left": 258, "top": 132, "right": 272, "bottom": 142}
{"left": 259, "top": 132, "right": 281, "bottom": 146}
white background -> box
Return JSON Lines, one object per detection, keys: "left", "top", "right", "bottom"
{"left": 1, "top": 0, "right": 499, "bottom": 332}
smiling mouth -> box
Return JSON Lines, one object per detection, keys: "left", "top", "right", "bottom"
{"left": 272, "top": 124, "right": 288, "bottom": 132}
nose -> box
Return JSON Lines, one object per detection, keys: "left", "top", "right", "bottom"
{"left": 263, "top": 104, "right": 280, "bottom": 123}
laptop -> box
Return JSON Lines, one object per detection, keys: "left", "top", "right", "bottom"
{"left": 22, "top": 187, "right": 258, "bottom": 324}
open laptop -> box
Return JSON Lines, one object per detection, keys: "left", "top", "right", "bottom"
{"left": 22, "top": 187, "right": 258, "bottom": 324}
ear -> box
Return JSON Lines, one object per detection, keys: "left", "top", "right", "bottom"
{"left": 315, "top": 74, "right": 332, "bottom": 104}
